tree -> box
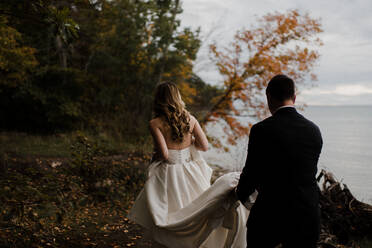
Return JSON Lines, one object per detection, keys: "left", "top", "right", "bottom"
{"left": 0, "top": 0, "right": 203, "bottom": 134}
{"left": 84, "top": 0, "right": 201, "bottom": 134}
{"left": 205, "top": 10, "right": 323, "bottom": 146}
{"left": 0, "top": 17, "right": 38, "bottom": 88}
{"left": 0, "top": 0, "right": 85, "bottom": 130}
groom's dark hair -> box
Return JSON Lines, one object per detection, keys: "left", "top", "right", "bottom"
{"left": 266, "top": 74, "right": 295, "bottom": 101}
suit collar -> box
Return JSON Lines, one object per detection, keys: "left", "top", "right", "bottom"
{"left": 273, "top": 105, "right": 297, "bottom": 116}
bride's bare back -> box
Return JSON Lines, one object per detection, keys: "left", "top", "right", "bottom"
{"left": 149, "top": 114, "right": 208, "bottom": 160}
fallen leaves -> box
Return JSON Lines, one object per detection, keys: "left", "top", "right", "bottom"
{"left": 0, "top": 152, "right": 153, "bottom": 247}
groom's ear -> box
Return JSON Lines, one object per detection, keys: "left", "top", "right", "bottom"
{"left": 293, "top": 95, "right": 296, "bottom": 104}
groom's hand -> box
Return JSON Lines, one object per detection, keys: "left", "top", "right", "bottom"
{"left": 232, "top": 187, "right": 239, "bottom": 200}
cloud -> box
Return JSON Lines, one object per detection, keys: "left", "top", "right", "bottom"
{"left": 297, "top": 83, "right": 372, "bottom": 105}
{"left": 302, "top": 84, "right": 372, "bottom": 96}
{"left": 331, "top": 85, "right": 372, "bottom": 96}
{"left": 180, "top": 0, "right": 372, "bottom": 105}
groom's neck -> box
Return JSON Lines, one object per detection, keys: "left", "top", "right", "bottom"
{"left": 271, "top": 100, "right": 295, "bottom": 114}
{"left": 281, "top": 99, "right": 295, "bottom": 107}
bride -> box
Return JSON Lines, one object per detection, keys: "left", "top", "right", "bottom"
{"left": 128, "top": 82, "right": 248, "bottom": 248}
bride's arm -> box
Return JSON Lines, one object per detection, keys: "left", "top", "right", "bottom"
{"left": 192, "top": 117, "right": 208, "bottom": 151}
{"left": 149, "top": 120, "right": 168, "bottom": 161}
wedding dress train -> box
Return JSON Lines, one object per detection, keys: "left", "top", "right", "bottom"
{"left": 128, "top": 145, "right": 249, "bottom": 248}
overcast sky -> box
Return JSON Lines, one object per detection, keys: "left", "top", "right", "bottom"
{"left": 179, "top": 0, "right": 372, "bottom": 106}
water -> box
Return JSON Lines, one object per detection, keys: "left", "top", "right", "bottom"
{"left": 204, "top": 106, "right": 372, "bottom": 204}
{"left": 301, "top": 106, "right": 372, "bottom": 203}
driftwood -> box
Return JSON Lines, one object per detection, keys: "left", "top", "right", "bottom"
{"left": 317, "top": 169, "right": 372, "bottom": 248}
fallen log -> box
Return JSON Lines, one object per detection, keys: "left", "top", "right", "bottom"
{"left": 317, "top": 169, "right": 372, "bottom": 248}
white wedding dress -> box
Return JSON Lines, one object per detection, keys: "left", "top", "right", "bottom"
{"left": 128, "top": 145, "right": 249, "bottom": 248}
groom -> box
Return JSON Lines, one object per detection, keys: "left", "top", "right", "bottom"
{"left": 236, "top": 75, "right": 323, "bottom": 248}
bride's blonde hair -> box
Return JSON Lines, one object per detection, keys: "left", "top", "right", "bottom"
{"left": 154, "top": 82, "right": 190, "bottom": 142}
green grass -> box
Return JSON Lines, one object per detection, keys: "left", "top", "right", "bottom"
{"left": 357, "top": 237, "right": 372, "bottom": 248}
{"left": 0, "top": 132, "right": 72, "bottom": 157}
{"left": 0, "top": 131, "right": 153, "bottom": 158}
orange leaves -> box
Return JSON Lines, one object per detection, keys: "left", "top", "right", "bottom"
{"left": 206, "top": 10, "right": 323, "bottom": 146}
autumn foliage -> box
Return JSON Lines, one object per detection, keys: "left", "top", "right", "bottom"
{"left": 0, "top": 0, "right": 211, "bottom": 135}
{"left": 205, "top": 10, "right": 323, "bottom": 146}
{"left": 0, "top": 17, "right": 38, "bottom": 88}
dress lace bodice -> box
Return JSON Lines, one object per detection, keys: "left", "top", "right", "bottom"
{"left": 167, "top": 147, "right": 192, "bottom": 164}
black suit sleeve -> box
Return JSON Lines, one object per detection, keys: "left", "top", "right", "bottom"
{"left": 236, "top": 124, "right": 262, "bottom": 203}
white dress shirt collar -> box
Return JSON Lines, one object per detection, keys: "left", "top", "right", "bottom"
{"left": 273, "top": 105, "right": 296, "bottom": 114}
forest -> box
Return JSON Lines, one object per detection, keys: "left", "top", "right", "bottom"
{"left": 0, "top": 0, "right": 324, "bottom": 144}
{"left": 0, "top": 0, "right": 220, "bottom": 139}
{"left": 1, "top": 1, "right": 371, "bottom": 247}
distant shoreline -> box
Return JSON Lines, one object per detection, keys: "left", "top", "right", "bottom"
{"left": 301, "top": 104, "right": 372, "bottom": 107}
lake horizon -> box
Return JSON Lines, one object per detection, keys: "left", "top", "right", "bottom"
{"left": 204, "top": 105, "right": 372, "bottom": 204}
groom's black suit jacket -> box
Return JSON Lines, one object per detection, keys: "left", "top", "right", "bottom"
{"left": 236, "top": 107, "right": 323, "bottom": 245}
